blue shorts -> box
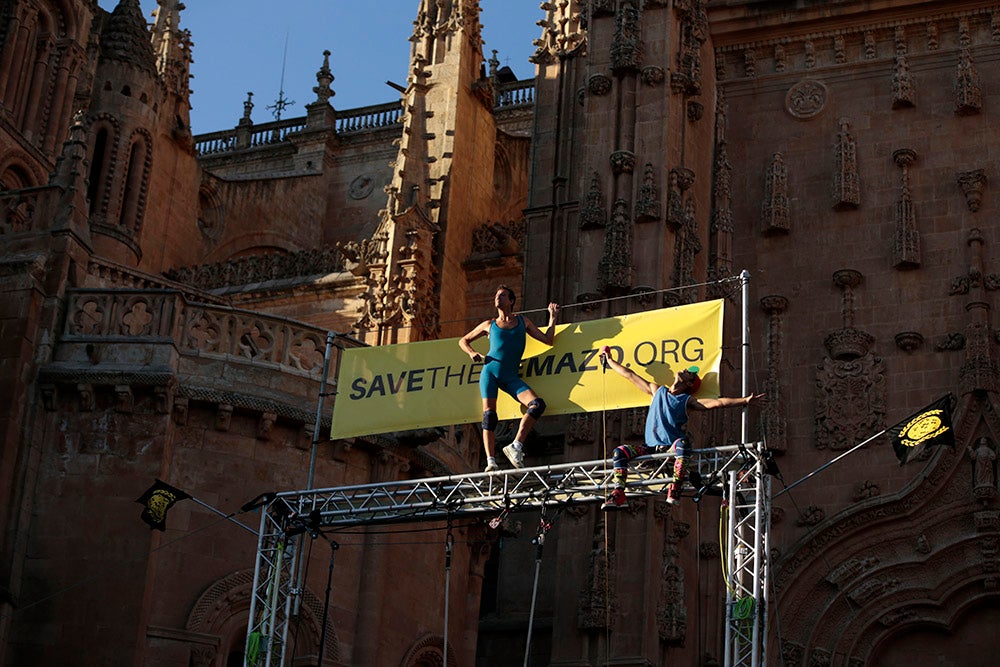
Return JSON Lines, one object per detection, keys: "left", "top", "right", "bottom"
{"left": 479, "top": 361, "right": 531, "bottom": 400}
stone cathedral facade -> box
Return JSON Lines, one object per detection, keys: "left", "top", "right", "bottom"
{"left": 2, "top": 0, "right": 1000, "bottom": 665}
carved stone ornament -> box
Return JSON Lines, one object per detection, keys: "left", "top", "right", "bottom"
{"left": 348, "top": 173, "right": 377, "bottom": 200}
{"left": 892, "top": 54, "right": 916, "bottom": 109}
{"left": 597, "top": 198, "right": 633, "bottom": 292}
{"left": 579, "top": 172, "right": 607, "bottom": 230}
{"left": 958, "top": 169, "right": 987, "bottom": 212}
{"left": 587, "top": 73, "right": 612, "bottom": 97}
{"left": 761, "top": 153, "right": 790, "bottom": 235}
{"left": 634, "top": 163, "right": 661, "bottom": 223}
{"left": 640, "top": 66, "right": 665, "bottom": 86}
{"left": 815, "top": 352, "right": 886, "bottom": 450}
{"left": 687, "top": 101, "right": 704, "bottom": 122}
{"left": 785, "top": 79, "right": 828, "bottom": 120}
{"left": 894, "top": 331, "right": 923, "bottom": 352}
{"left": 609, "top": 150, "right": 636, "bottom": 175}
{"left": 892, "top": 148, "right": 920, "bottom": 269}
{"left": 833, "top": 118, "right": 860, "bottom": 211}
{"left": 610, "top": 0, "right": 642, "bottom": 74}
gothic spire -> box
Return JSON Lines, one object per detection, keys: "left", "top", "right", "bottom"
{"left": 150, "top": 0, "right": 193, "bottom": 98}
{"left": 100, "top": 0, "right": 158, "bottom": 77}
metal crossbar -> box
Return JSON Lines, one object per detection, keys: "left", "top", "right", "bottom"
{"left": 244, "top": 444, "right": 767, "bottom": 666}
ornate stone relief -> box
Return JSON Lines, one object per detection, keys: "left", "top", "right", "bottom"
{"left": 926, "top": 22, "right": 939, "bottom": 50}
{"left": 894, "top": 331, "right": 923, "bottom": 352}
{"left": 667, "top": 166, "right": 694, "bottom": 231}
{"left": 610, "top": 0, "right": 642, "bottom": 75}
{"left": 578, "top": 518, "right": 616, "bottom": 630}
{"left": 531, "top": 0, "right": 586, "bottom": 61}
{"left": 469, "top": 219, "right": 526, "bottom": 256}
{"left": 761, "top": 153, "right": 790, "bottom": 235}
{"left": 166, "top": 246, "right": 352, "bottom": 289}
{"left": 580, "top": 172, "right": 607, "bottom": 230}
{"left": 709, "top": 89, "right": 734, "bottom": 294}
{"left": 634, "top": 163, "right": 661, "bottom": 223}
{"left": 891, "top": 148, "right": 920, "bottom": 269}
{"left": 810, "top": 647, "right": 832, "bottom": 667}
{"left": 671, "top": 0, "right": 707, "bottom": 95}
{"left": 892, "top": 28, "right": 915, "bottom": 109}
{"left": 671, "top": 198, "right": 701, "bottom": 304}
{"left": 968, "top": 436, "right": 998, "bottom": 503}
{"left": 567, "top": 412, "right": 596, "bottom": 445}
{"left": 833, "top": 35, "right": 846, "bottom": 64}
{"left": 610, "top": 149, "right": 636, "bottom": 175}
{"left": 786, "top": 79, "right": 828, "bottom": 120}
{"left": 743, "top": 48, "right": 756, "bottom": 78}
{"left": 640, "top": 66, "right": 664, "bottom": 86}
{"left": 598, "top": 198, "right": 632, "bottom": 292}
{"left": 657, "top": 519, "right": 689, "bottom": 644}
{"left": 957, "top": 169, "right": 986, "bottom": 212}
{"left": 824, "top": 555, "right": 879, "bottom": 586}
{"left": 955, "top": 18, "right": 982, "bottom": 116}
{"left": 587, "top": 73, "right": 612, "bottom": 96}
{"left": 708, "top": 138, "right": 734, "bottom": 287}
{"left": 797, "top": 505, "right": 825, "bottom": 526}
{"left": 833, "top": 118, "right": 860, "bottom": 211}
{"left": 761, "top": 295, "right": 789, "bottom": 453}
{"left": 804, "top": 41, "right": 816, "bottom": 69}
{"left": 854, "top": 480, "right": 880, "bottom": 500}
{"left": 774, "top": 44, "right": 787, "bottom": 72}
{"left": 815, "top": 270, "right": 886, "bottom": 451}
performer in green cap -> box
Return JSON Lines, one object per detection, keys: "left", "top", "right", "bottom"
{"left": 598, "top": 347, "right": 764, "bottom": 509}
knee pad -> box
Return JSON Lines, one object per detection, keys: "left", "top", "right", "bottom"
{"left": 482, "top": 409, "right": 498, "bottom": 432}
{"left": 612, "top": 444, "right": 635, "bottom": 469}
{"left": 612, "top": 446, "right": 629, "bottom": 469}
{"left": 526, "top": 397, "right": 546, "bottom": 419}
{"left": 671, "top": 436, "right": 691, "bottom": 458}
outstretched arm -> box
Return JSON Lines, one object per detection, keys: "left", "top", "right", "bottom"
{"left": 599, "top": 346, "right": 659, "bottom": 397}
{"left": 459, "top": 320, "right": 492, "bottom": 362}
{"left": 525, "top": 303, "right": 560, "bottom": 346}
{"left": 688, "top": 393, "right": 766, "bottom": 411}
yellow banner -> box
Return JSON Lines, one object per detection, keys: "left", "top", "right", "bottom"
{"left": 331, "top": 300, "right": 724, "bottom": 439}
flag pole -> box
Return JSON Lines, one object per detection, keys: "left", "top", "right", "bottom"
{"left": 773, "top": 428, "right": 887, "bottom": 499}
{"left": 188, "top": 496, "right": 258, "bottom": 535}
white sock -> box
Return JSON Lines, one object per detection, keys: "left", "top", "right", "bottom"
{"left": 488, "top": 456, "right": 497, "bottom": 463}
{"left": 511, "top": 440, "right": 523, "bottom": 451}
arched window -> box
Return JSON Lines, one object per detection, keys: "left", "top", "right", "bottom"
{"left": 87, "top": 127, "right": 110, "bottom": 216}
{"left": 119, "top": 136, "right": 149, "bottom": 231}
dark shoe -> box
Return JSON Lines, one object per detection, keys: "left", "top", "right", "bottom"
{"left": 602, "top": 488, "right": 628, "bottom": 511}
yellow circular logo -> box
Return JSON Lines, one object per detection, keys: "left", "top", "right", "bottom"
{"left": 900, "top": 410, "right": 947, "bottom": 447}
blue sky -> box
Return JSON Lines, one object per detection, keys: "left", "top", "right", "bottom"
{"left": 97, "top": 1, "right": 541, "bottom": 134}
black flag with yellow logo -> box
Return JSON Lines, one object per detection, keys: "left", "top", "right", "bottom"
{"left": 889, "top": 395, "right": 955, "bottom": 465}
{"left": 136, "top": 479, "right": 191, "bottom": 531}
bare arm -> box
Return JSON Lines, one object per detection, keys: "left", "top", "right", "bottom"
{"left": 524, "top": 303, "right": 559, "bottom": 346}
{"left": 599, "top": 347, "right": 659, "bottom": 397}
{"left": 688, "top": 393, "right": 766, "bottom": 411}
{"left": 459, "top": 320, "right": 492, "bottom": 362}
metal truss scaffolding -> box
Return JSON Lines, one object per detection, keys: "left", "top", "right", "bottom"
{"left": 723, "top": 442, "right": 772, "bottom": 667}
{"left": 244, "top": 443, "right": 771, "bottom": 666}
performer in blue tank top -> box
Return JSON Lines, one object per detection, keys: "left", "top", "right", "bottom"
{"left": 460, "top": 285, "right": 559, "bottom": 472}
{"left": 598, "top": 346, "right": 764, "bottom": 508}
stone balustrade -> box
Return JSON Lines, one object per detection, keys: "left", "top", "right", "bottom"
{"left": 192, "top": 80, "right": 536, "bottom": 156}
{"left": 61, "top": 288, "right": 333, "bottom": 378}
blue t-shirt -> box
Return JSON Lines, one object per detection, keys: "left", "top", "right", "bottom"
{"left": 645, "top": 387, "right": 690, "bottom": 447}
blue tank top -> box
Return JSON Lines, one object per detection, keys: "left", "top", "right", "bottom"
{"left": 645, "top": 387, "right": 690, "bottom": 447}
{"left": 487, "top": 316, "right": 526, "bottom": 373}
